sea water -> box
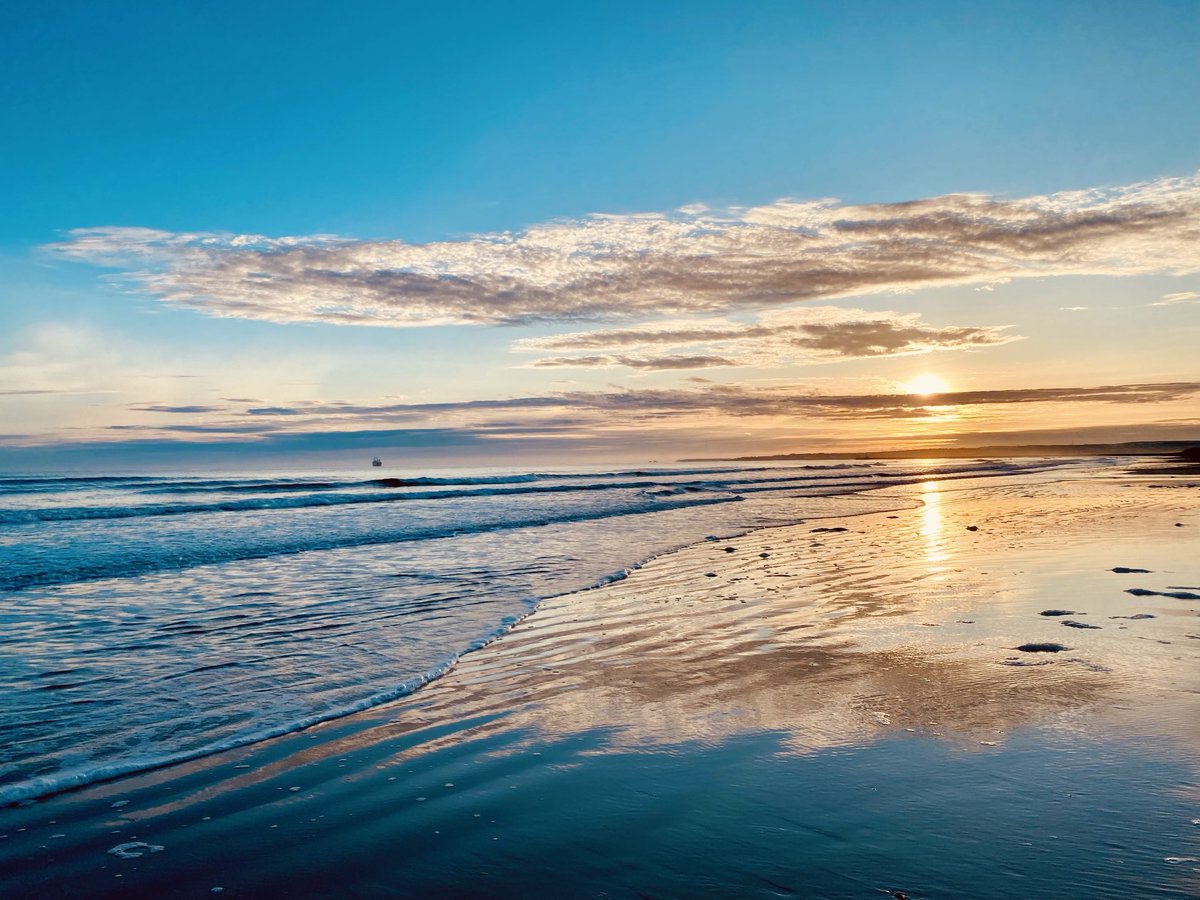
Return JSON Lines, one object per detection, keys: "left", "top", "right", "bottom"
{"left": 0, "top": 458, "right": 1067, "bottom": 804}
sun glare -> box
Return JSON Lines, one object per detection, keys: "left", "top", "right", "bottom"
{"left": 902, "top": 373, "right": 950, "bottom": 396}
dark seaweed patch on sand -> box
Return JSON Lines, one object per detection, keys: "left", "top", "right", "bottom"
{"left": 1015, "top": 643, "right": 1069, "bottom": 652}
{"left": 1126, "top": 588, "right": 1200, "bottom": 600}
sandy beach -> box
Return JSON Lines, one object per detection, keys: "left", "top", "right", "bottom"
{"left": 2, "top": 469, "right": 1198, "bottom": 899}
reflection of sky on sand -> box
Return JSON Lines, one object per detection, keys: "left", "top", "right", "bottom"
{"left": 121, "top": 474, "right": 1199, "bottom": 806}
{"left": 56, "top": 474, "right": 1197, "bottom": 900}
{"left": 333, "top": 474, "right": 1200, "bottom": 770}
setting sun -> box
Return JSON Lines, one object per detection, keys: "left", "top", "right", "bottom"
{"left": 901, "top": 373, "right": 950, "bottom": 396}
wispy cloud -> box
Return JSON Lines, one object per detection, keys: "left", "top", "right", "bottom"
{"left": 513, "top": 306, "right": 1017, "bottom": 369}
{"left": 1, "top": 388, "right": 120, "bottom": 396}
{"left": 48, "top": 174, "right": 1200, "bottom": 328}
{"left": 528, "top": 354, "right": 740, "bottom": 370}
{"left": 129, "top": 404, "right": 223, "bottom": 414}
{"left": 1149, "top": 290, "right": 1200, "bottom": 306}
{"left": 121, "top": 380, "right": 1200, "bottom": 430}
{"left": 539, "top": 381, "right": 1200, "bottom": 419}
{"left": 3, "top": 381, "right": 1197, "bottom": 454}
{"left": 246, "top": 406, "right": 304, "bottom": 416}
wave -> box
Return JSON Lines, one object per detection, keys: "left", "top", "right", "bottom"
{"left": 0, "top": 463, "right": 879, "bottom": 496}
{"left": 1, "top": 493, "right": 741, "bottom": 591}
{"left": 0, "top": 540, "right": 711, "bottom": 806}
{"left": 0, "top": 480, "right": 732, "bottom": 524}
{"left": 135, "top": 474, "right": 546, "bottom": 494}
{"left": 0, "top": 460, "right": 1037, "bottom": 524}
{"left": 0, "top": 602, "right": 539, "bottom": 807}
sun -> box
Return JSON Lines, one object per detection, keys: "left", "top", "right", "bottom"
{"left": 901, "top": 373, "right": 950, "bottom": 396}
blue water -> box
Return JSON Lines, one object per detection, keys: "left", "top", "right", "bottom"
{"left": 0, "top": 458, "right": 1063, "bottom": 804}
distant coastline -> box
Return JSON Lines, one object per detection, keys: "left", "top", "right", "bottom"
{"left": 680, "top": 440, "right": 1200, "bottom": 462}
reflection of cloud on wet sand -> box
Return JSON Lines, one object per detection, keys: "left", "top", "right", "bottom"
{"left": 115, "top": 474, "right": 1200, "bottom": 822}
{"left": 324, "top": 478, "right": 1196, "bottom": 773}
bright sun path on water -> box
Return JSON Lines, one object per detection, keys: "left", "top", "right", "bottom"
{"left": 902, "top": 373, "right": 950, "bottom": 396}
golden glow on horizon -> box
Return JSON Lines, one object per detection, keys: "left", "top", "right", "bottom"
{"left": 901, "top": 373, "right": 950, "bottom": 396}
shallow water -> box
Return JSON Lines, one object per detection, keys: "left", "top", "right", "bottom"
{"left": 1, "top": 458, "right": 1066, "bottom": 805}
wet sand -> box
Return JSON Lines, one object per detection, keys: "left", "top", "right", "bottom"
{"left": 2, "top": 471, "right": 1199, "bottom": 898}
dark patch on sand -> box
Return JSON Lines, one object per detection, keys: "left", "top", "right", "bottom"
{"left": 1039, "top": 609, "right": 1075, "bottom": 617}
{"left": 1015, "top": 643, "right": 1069, "bottom": 653}
{"left": 1066, "top": 658, "right": 1112, "bottom": 673}
{"left": 1001, "top": 657, "right": 1054, "bottom": 666}
{"left": 1112, "top": 567, "right": 1151, "bottom": 574}
{"left": 1110, "top": 614, "right": 1155, "bottom": 620}
{"left": 1061, "top": 620, "right": 1101, "bottom": 630}
{"left": 1126, "top": 588, "right": 1200, "bottom": 600}
{"left": 810, "top": 526, "right": 849, "bottom": 533}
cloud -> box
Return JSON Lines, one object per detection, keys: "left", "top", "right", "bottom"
{"left": 246, "top": 406, "right": 304, "bottom": 416}
{"left": 192, "top": 380, "right": 1200, "bottom": 428}
{"left": 528, "top": 354, "right": 740, "bottom": 370}
{"left": 1149, "top": 290, "right": 1200, "bottom": 306}
{"left": 513, "top": 307, "right": 1018, "bottom": 369}
{"left": 1, "top": 388, "right": 118, "bottom": 396}
{"left": 129, "top": 404, "right": 223, "bottom": 414}
{"left": 47, "top": 173, "right": 1200, "bottom": 328}
{"left": 529, "top": 381, "right": 1200, "bottom": 419}
{"left": 3, "top": 381, "right": 1197, "bottom": 456}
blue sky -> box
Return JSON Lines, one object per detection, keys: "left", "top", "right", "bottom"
{"left": 2, "top": 1, "right": 1198, "bottom": 466}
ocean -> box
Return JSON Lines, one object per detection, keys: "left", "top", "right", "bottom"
{"left": 0, "top": 458, "right": 1067, "bottom": 806}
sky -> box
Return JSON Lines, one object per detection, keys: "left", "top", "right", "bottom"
{"left": 1, "top": 0, "right": 1198, "bottom": 469}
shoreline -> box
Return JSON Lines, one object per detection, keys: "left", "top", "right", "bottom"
{"left": 0, "top": 490, "right": 920, "bottom": 809}
{"left": 2, "top": 470, "right": 1198, "bottom": 897}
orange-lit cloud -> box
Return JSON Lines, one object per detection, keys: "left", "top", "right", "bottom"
{"left": 514, "top": 307, "right": 1017, "bottom": 369}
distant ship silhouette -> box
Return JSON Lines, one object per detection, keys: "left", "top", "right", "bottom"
{"left": 371, "top": 457, "right": 382, "bottom": 467}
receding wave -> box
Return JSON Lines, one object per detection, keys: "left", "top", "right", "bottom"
{"left": 0, "top": 604, "right": 538, "bottom": 807}
{"left": 0, "top": 463, "right": 881, "bottom": 496}
{"left": 1, "top": 480, "right": 726, "bottom": 524}
{"left": 1, "top": 492, "right": 741, "bottom": 591}
{"left": 0, "top": 460, "right": 1039, "bottom": 524}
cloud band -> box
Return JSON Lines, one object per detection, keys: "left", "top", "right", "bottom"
{"left": 48, "top": 174, "right": 1200, "bottom": 328}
